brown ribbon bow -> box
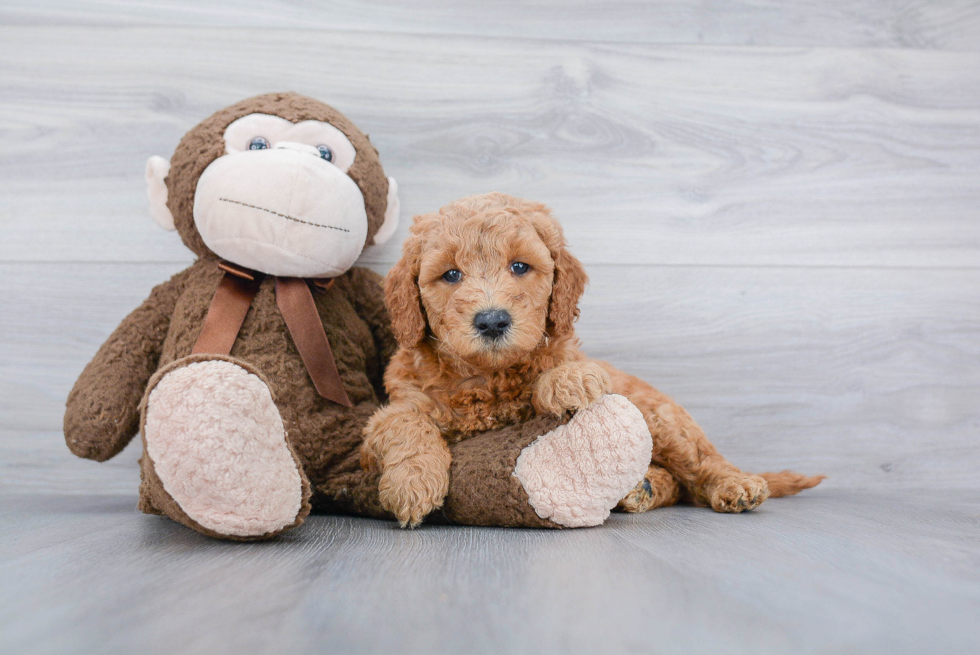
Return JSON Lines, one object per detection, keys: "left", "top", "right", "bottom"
{"left": 192, "top": 261, "right": 353, "bottom": 407}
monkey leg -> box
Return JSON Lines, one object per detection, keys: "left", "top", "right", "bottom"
{"left": 616, "top": 464, "right": 683, "bottom": 513}
{"left": 312, "top": 415, "right": 562, "bottom": 526}
{"left": 138, "top": 354, "right": 311, "bottom": 541}
{"left": 442, "top": 394, "right": 653, "bottom": 528}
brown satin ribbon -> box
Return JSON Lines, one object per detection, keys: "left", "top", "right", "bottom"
{"left": 191, "top": 271, "right": 262, "bottom": 355}
{"left": 275, "top": 277, "right": 352, "bottom": 407}
{"left": 192, "top": 262, "right": 353, "bottom": 408}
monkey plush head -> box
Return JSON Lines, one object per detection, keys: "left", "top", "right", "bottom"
{"left": 146, "top": 92, "right": 399, "bottom": 278}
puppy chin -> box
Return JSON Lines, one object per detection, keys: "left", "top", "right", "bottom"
{"left": 438, "top": 334, "right": 530, "bottom": 370}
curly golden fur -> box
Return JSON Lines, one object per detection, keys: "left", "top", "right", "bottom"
{"left": 363, "top": 192, "right": 824, "bottom": 527}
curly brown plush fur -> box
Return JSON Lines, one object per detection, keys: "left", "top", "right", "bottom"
{"left": 363, "top": 193, "right": 824, "bottom": 525}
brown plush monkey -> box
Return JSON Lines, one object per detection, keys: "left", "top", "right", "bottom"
{"left": 65, "top": 92, "right": 405, "bottom": 539}
{"left": 65, "top": 92, "right": 654, "bottom": 540}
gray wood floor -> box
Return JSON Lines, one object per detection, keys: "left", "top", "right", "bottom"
{"left": 2, "top": 491, "right": 979, "bottom": 655}
{"left": 1, "top": 2, "right": 979, "bottom": 653}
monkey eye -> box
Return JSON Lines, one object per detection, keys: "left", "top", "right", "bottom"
{"left": 316, "top": 145, "right": 333, "bottom": 162}
{"left": 510, "top": 262, "right": 530, "bottom": 276}
{"left": 248, "top": 137, "right": 270, "bottom": 150}
{"left": 442, "top": 269, "right": 462, "bottom": 284}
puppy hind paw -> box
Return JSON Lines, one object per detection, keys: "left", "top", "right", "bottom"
{"left": 617, "top": 465, "right": 681, "bottom": 513}
{"left": 707, "top": 474, "right": 770, "bottom": 513}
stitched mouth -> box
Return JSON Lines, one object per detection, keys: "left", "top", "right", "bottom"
{"left": 218, "top": 198, "right": 350, "bottom": 233}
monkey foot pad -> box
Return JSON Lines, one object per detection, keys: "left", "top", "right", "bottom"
{"left": 515, "top": 394, "right": 653, "bottom": 527}
{"left": 143, "top": 359, "right": 304, "bottom": 537}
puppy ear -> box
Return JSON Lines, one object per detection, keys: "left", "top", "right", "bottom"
{"left": 384, "top": 242, "right": 427, "bottom": 347}
{"left": 546, "top": 241, "right": 588, "bottom": 340}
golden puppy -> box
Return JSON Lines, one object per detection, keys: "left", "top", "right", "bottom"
{"left": 363, "top": 193, "right": 823, "bottom": 527}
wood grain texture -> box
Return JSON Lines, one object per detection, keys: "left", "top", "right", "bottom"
{"left": 1, "top": 492, "right": 978, "bottom": 654}
{"left": 3, "top": 0, "right": 980, "bottom": 50}
{"left": 1, "top": 27, "right": 980, "bottom": 267}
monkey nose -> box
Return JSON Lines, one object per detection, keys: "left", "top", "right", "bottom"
{"left": 275, "top": 141, "right": 322, "bottom": 158}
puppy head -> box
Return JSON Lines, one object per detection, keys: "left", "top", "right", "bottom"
{"left": 385, "top": 192, "right": 587, "bottom": 369}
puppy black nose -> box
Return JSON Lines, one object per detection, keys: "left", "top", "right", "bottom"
{"left": 473, "top": 309, "right": 512, "bottom": 340}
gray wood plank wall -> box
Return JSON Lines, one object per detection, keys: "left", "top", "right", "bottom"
{"left": 1, "top": 3, "right": 978, "bottom": 495}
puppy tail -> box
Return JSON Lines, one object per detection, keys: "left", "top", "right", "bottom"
{"left": 758, "top": 470, "right": 826, "bottom": 497}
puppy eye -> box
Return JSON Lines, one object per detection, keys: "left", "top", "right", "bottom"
{"left": 316, "top": 145, "right": 333, "bottom": 162}
{"left": 442, "top": 269, "right": 462, "bottom": 284}
{"left": 248, "top": 137, "right": 270, "bottom": 150}
{"left": 510, "top": 262, "right": 530, "bottom": 276}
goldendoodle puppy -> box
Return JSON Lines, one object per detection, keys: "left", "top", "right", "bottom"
{"left": 363, "top": 192, "right": 823, "bottom": 526}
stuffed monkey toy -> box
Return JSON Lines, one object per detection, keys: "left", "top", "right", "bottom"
{"left": 64, "top": 92, "right": 653, "bottom": 540}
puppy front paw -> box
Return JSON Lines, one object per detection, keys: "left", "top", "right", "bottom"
{"left": 532, "top": 361, "right": 613, "bottom": 416}
{"left": 378, "top": 453, "right": 451, "bottom": 528}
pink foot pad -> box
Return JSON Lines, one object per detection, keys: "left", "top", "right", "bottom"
{"left": 143, "top": 360, "right": 303, "bottom": 537}
{"left": 514, "top": 394, "right": 652, "bottom": 528}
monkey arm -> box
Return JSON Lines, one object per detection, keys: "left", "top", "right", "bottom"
{"left": 64, "top": 266, "right": 194, "bottom": 462}
{"left": 342, "top": 266, "right": 398, "bottom": 401}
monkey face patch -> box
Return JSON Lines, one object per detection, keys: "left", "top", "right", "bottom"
{"left": 192, "top": 114, "right": 368, "bottom": 278}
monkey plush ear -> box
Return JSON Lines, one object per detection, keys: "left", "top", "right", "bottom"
{"left": 371, "top": 177, "right": 400, "bottom": 245}
{"left": 145, "top": 155, "right": 175, "bottom": 231}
